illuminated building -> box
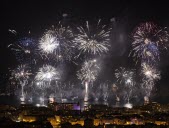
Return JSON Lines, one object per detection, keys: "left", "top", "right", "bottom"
{"left": 48, "top": 102, "right": 81, "bottom": 111}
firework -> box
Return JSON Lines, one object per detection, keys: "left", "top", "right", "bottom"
{"left": 39, "top": 33, "right": 58, "bottom": 54}
{"left": 141, "top": 63, "right": 161, "bottom": 99}
{"left": 101, "top": 83, "right": 109, "bottom": 101}
{"left": 77, "top": 59, "right": 100, "bottom": 101}
{"left": 141, "top": 79, "right": 154, "bottom": 97}
{"left": 141, "top": 77, "right": 156, "bottom": 103}
{"left": 51, "top": 82, "right": 76, "bottom": 101}
{"left": 141, "top": 63, "right": 161, "bottom": 80}
{"left": 39, "top": 23, "right": 75, "bottom": 61}
{"left": 8, "top": 37, "right": 38, "bottom": 64}
{"left": 124, "top": 103, "right": 133, "bottom": 108}
{"left": 8, "top": 29, "right": 17, "bottom": 35}
{"left": 74, "top": 20, "right": 111, "bottom": 56}
{"left": 77, "top": 59, "right": 99, "bottom": 83}
{"left": 35, "top": 65, "right": 60, "bottom": 82}
{"left": 115, "top": 67, "right": 135, "bottom": 85}
{"left": 11, "top": 64, "right": 31, "bottom": 103}
{"left": 35, "top": 65, "right": 60, "bottom": 90}
{"left": 131, "top": 22, "right": 169, "bottom": 63}
{"left": 11, "top": 64, "right": 31, "bottom": 81}
{"left": 115, "top": 67, "right": 135, "bottom": 103}
{"left": 92, "top": 85, "right": 102, "bottom": 101}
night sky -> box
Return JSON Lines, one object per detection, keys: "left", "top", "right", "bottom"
{"left": 1, "top": 0, "right": 169, "bottom": 104}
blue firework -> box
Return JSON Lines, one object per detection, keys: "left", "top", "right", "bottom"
{"left": 140, "top": 42, "right": 160, "bottom": 63}
{"left": 8, "top": 37, "right": 39, "bottom": 64}
{"left": 131, "top": 22, "right": 169, "bottom": 64}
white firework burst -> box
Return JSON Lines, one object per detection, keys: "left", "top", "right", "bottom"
{"left": 115, "top": 67, "right": 135, "bottom": 85}
{"left": 141, "top": 63, "right": 160, "bottom": 98}
{"left": 77, "top": 59, "right": 100, "bottom": 83}
{"left": 39, "top": 32, "right": 59, "bottom": 54}
{"left": 10, "top": 64, "right": 32, "bottom": 102}
{"left": 35, "top": 65, "right": 60, "bottom": 82}
{"left": 141, "top": 63, "right": 161, "bottom": 80}
{"left": 74, "top": 20, "right": 111, "bottom": 56}
{"left": 141, "top": 79, "right": 155, "bottom": 97}
{"left": 39, "top": 23, "right": 75, "bottom": 61}
{"left": 115, "top": 67, "right": 136, "bottom": 103}
{"left": 11, "top": 64, "right": 32, "bottom": 81}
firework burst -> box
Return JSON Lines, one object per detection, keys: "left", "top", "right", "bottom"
{"left": 8, "top": 37, "right": 38, "bottom": 64}
{"left": 141, "top": 63, "right": 161, "bottom": 80}
{"left": 10, "top": 64, "right": 32, "bottom": 102}
{"left": 141, "top": 63, "right": 161, "bottom": 99}
{"left": 141, "top": 79, "right": 155, "bottom": 98}
{"left": 74, "top": 20, "right": 111, "bottom": 56}
{"left": 35, "top": 65, "right": 60, "bottom": 82}
{"left": 77, "top": 59, "right": 99, "bottom": 83}
{"left": 39, "top": 32, "right": 58, "bottom": 54}
{"left": 35, "top": 65, "right": 60, "bottom": 89}
{"left": 115, "top": 67, "right": 135, "bottom": 85}
{"left": 77, "top": 59, "right": 99, "bottom": 101}
{"left": 131, "top": 22, "right": 169, "bottom": 63}
{"left": 11, "top": 64, "right": 32, "bottom": 81}
{"left": 115, "top": 67, "right": 136, "bottom": 103}
{"left": 39, "top": 22, "right": 75, "bottom": 61}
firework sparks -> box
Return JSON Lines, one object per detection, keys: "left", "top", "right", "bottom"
{"left": 11, "top": 64, "right": 32, "bottom": 81}
{"left": 35, "top": 65, "right": 60, "bottom": 83}
{"left": 74, "top": 20, "right": 111, "bottom": 56}
{"left": 39, "top": 23, "right": 75, "bottom": 61}
{"left": 8, "top": 29, "right": 17, "bottom": 35}
{"left": 77, "top": 59, "right": 100, "bottom": 83}
{"left": 141, "top": 63, "right": 161, "bottom": 99}
{"left": 131, "top": 22, "right": 169, "bottom": 63}
{"left": 77, "top": 59, "right": 100, "bottom": 101}
{"left": 8, "top": 37, "right": 38, "bottom": 64}
{"left": 101, "top": 83, "right": 109, "bottom": 101}
{"left": 10, "top": 64, "right": 31, "bottom": 103}
{"left": 115, "top": 67, "right": 135, "bottom": 85}
{"left": 141, "top": 79, "right": 154, "bottom": 98}
{"left": 39, "top": 32, "right": 58, "bottom": 54}
{"left": 35, "top": 65, "right": 60, "bottom": 90}
{"left": 141, "top": 63, "right": 161, "bottom": 80}
{"left": 124, "top": 103, "right": 133, "bottom": 108}
{"left": 115, "top": 67, "right": 135, "bottom": 103}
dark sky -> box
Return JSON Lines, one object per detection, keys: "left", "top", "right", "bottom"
{"left": 1, "top": 0, "right": 169, "bottom": 103}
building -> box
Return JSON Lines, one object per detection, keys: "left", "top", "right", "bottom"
{"left": 48, "top": 102, "right": 81, "bottom": 111}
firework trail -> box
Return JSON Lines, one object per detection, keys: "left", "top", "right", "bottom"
{"left": 39, "top": 22, "right": 75, "bottom": 62}
{"left": 77, "top": 59, "right": 100, "bottom": 101}
{"left": 141, "top": 63, "right": 161, "bottom": 80}
{"left": 141, "top": 63, "right": 161, "bottom": 102}
{"left": 8, "top": 37, "right": 38, "bottom": 64}
{"left": 115, "top": 67, "right": 135, "bottom": 103}
{"left": 35, "top": 65, "right": 60, "bottom": 88}
{"left": 101, "top": 83, "right": 109, "bottom": 102}
{"left": 92, "top": 84, "right": 102, "bottom": 101}
{"left": 130, "top": 22, "right": 169, "bottom": 64}
{"left": 52, "top": 82, "right": 76, "bottom": 102}
{"left": 35, "top": 65, "right": 60, "bottom": 105}
{"left": 74, "top": 19, "right": 111, "bottom": 57}
{"left": 92, "top": 82, "right": 110, "bottom": 102}
{"left": 115, "top": 67, "right": 135, "bottom": 85}
{"left": 11, "top": 64, "right": 32, "bottom": 103}
{"left": 112, "top": 84, "right": 121, "bottom": 103}
{"left": 8, "top": 29, "right": 17, "bottom": 35}
{"left": 77, "top": 59, "right": 99, "bottom": 83}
